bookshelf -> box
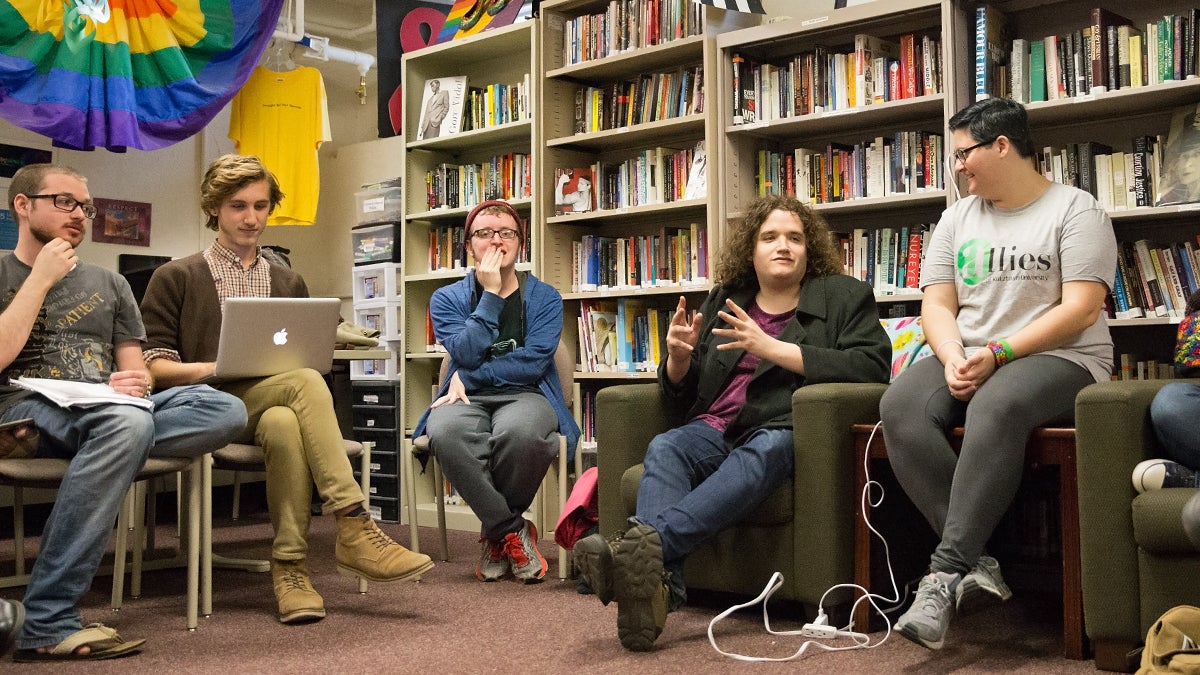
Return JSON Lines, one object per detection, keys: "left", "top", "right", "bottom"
{"left": 975, "top": 0, "right": 1200, "bottom": 376}
{"left": 715, "top": 0, "right": 955, "bottom": 311}
{"left": 537, "top": 0, "right": 758, "bottom": 459}
{"left": 399, "top": 20, "right": 540, "bottom": 531}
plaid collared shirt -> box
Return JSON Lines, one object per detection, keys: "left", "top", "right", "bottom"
{"left": 143, "top": 242, "right": 271, "bottom": 365}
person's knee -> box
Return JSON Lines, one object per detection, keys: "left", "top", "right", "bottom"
{"left": 256, "top": 406, "right": 301, "bottom": 447}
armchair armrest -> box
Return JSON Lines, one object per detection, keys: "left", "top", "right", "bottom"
{"left": 791, "top": 382, "right": 889, "bottom": 600}
{"left": 595, "top": 383, "right": 672, "bottom": 535}
{"left": 1076, "top": 379, "right": 1171, "bottom": 645}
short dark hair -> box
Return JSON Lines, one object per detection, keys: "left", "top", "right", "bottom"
{"left": 8, "top": 164, "right": 87, "bottom": 213}
{"left": 948, "top": 98, "right": 1037, "bottom": 158}
{"left": 715, "top": 194, "right": 842, "bottom": 289}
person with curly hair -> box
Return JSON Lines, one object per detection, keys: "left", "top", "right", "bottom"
{"left": 575, "top": 193, "right": 891, "bottom": 651}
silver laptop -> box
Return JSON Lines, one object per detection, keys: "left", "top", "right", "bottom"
{"left": 200, "top": 297, "right": 341, "bottom": 384}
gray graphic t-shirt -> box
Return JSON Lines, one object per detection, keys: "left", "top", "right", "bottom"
{"left": 0, "top": 255, "right": 144, "bottom": 410}
{"left": 920, "top": 182, "right": 1117, "bottom": 382}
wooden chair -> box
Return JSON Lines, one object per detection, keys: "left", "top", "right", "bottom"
{"left": 410, "top": 341, "right": 574, "bottom": 579}
{"left": 0, "top": 454, "right": 207, "bottom": 629}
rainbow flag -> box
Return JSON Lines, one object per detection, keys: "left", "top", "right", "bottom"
{"left": 0, "top": 0, "right": 284, "bottom": 151}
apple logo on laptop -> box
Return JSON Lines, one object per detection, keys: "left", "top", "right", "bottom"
{"left": 273, "top": 328, "right": 288, "bottom": 346}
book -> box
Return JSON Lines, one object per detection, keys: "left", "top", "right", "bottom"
{"left": 1011, "top": 38, "right": 1030, "bottom": 103}
{"left": 1155, "top": 102, "right": 1200, "bottom": 206}
{"left": 1089, "top": 8, "right": 1132, "bottom": 94}
{"left": 1029, "top": 39, "right": 1047, "bottom": 102}
{"left": 416, "top": 75, "right": 468, "bottom": 141}
{"left": 854, "top": 34, "right": 899, "bottom": 108}
{"left": 554, "top": 167, "right": 595, "bottom": 214}
{"left": 683, "top": 143, "right": 708, "bottom": 199}
{"left": 975, "top": 4, "right": 1011, "bottom": 101}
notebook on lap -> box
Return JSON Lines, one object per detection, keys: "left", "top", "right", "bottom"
{"left": 199, "top": 297, "right": 340, "bottom": 384}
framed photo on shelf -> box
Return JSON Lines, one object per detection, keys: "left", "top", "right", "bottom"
{"left": 92, "top": 198, "right": 151, "bottom": 246}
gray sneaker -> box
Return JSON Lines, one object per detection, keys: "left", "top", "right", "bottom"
{"left": 956, "top": 554, "right": 1013, "bottom": 614}
{"left": 476, "top": 537, "right": 509, "bottom": 582}
{"left": 502, "top": 519, "right": 547, "bottom": 582}
{"left": 1132, "top": 459, "right": 1200, "bottom": 493}
{"left": 896, "top": 571, "right": 960, "bottom": 650}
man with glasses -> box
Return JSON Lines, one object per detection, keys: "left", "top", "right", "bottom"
{"left": 881, "top": 97, "right": 1116, "bottom": 651}
{"left": 414, "top": 200, "right": 579, "bottom": 583}
{"left": 0, "top": 164, "right": 247, "bottom": 661}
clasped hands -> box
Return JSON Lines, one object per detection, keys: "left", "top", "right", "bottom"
{"left": 943, "top": 349, "right": 998, "bottom": 401}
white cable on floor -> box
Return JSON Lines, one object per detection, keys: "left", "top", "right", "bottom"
{"left": 707, "top": 421, "right": 908, "bottom": 662}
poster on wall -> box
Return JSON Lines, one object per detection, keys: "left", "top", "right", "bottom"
{"left": 91, "top": 198, "right": 152, "bottom": 247}
{"left": 0, "top": 209, "right": 16, "bottom": 250}
{"left": 0, "top": 142, "right": 53, "bottom": 179}
{"left": 374, "top": 0, "right": 534, "bottom": 138}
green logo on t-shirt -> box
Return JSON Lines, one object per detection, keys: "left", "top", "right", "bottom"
{"left": 957, "top": 238, "right": 990, "bottom": 286}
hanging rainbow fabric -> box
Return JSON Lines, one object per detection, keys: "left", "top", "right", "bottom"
{"left": 0, "top": 0, "right": 285, "bottom": 151}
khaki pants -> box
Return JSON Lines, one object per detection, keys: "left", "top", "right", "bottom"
{"left": 222, "top": 369, "right": 363, "bottom": 560}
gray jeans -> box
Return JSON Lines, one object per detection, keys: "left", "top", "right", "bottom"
{"left": 425, "top": 391, "right": 559, "bottom": 540}
{"left": 879, "top": 354, "right": 1093, "bottom": 575}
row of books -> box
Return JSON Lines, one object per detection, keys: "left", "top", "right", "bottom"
{"left": 753, "top": 130, "right": 945, "bottom": 203}
{"left": 462, "top": 75, "right": 533, "bottom": 131}
{"left": 835, "top": 224, "right": 933, "bottom": 295}
{"left": 561, "top": 0, "right": 705, "bottom": 67}
{"left": 1035, "top": 136, "right": 1162, "bottom": 212}
{"left": 730, "top": 31, "right": 942, "bottom": 124}
{"left": 570, "top": 225, "right": 709, "bottom": 292}
{"left": 981, "top": 5, "right": 1200, "bottom": 103}
{"left": 1112, "top": 238, "right": 1200, "bottom": 320}
{"left": 573, "top": 64, "right": 704, "bottom": 134}
{"left": 558, "top": 143, "right": 704, "bottom": 214}
{"left": 423, "top": 153, "right": 533, "bottom": 211}
{"left": 425, "top": 223, "right": 532, "bottom": 273}
{"left": 1116, "top": 354, "right": 1180, "bottom": 381}
{"left": 578, "top": 298, "right": 685, "bottom": 373}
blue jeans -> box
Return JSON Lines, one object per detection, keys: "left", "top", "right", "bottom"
{"left": 1, "top": 385, "right": 245, "bottom": 650}
{"left": 1151, "top": 381, "right": 1200, "bottom": 470}
{"left": 635, "top": 420, "right": 794, "bottom": 602}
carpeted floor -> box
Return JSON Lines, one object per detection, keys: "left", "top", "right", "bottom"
{"left": 0, "top": 505, "right": 1106, "bottom": 673}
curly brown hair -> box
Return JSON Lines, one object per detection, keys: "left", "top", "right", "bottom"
{"left": 714, "top": 194, "right": 842, "bottom": 289}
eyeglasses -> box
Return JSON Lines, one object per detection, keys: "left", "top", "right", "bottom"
{"left": 471, "top": 228, "right": 520, "bottom": 240}
{"left": 951, "top": 138, "right": 997, "bottom": 164}
{"left": 25, "top": 193, "right": 98, "bottom": 219}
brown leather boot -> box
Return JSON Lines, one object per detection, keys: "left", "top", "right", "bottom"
{"left": 335, "top": 513, "right": 434, "bottom": 582}
{"left": 271, "top": 559, "right": 325, "bottom": 624}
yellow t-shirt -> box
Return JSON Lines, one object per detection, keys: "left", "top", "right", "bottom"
{"left": 228, "top": 66, "right": 332, "bottom": 225}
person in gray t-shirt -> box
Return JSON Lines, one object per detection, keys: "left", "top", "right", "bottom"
{"left": 880, "top": 98, "right": 1116, "bottom": 651}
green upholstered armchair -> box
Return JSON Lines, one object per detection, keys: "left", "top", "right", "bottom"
{"left": 595, "top": 381, "right": 888, "bottom": 611}
{"left": 1076, "top": 379, "right": 1200, "bottom": 672}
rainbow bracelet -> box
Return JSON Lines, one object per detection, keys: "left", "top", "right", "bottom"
{"left": 987, "top": 339, "right": 1015, "bottom": 367}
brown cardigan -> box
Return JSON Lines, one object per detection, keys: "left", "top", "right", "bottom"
{"left": 140, "top": 251, "right": 309, "bottom": 363}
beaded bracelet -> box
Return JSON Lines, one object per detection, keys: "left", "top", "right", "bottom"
{"left": 987, "top": 339, "right": 1015, "bottom": 367}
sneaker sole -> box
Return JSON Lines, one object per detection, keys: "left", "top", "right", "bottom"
{"left": 279, "top": 606, "right": 326, "bottom": 624}
{"left": 897, "top": 621, "right": 945, "bottom": 650}
{"left": 613, "top": 525, "right": 664, "bottom": 652}
{"left": 955, "top": 576, "right": 1013, "bottom": 615}
{"left": 337, "top": 558, "right": 435, "bottom": 583}
{"left": 574, "top": 534, "right": 615, "bottom": 605}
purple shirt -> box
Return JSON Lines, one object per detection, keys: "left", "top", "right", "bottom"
{"left": 695, "top": 303, "right": 794, "bottom": 433}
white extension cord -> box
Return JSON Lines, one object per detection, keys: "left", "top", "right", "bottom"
{"left": 706, "top": 421, "right": 906, "bottom": 662}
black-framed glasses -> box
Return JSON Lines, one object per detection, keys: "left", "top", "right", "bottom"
{"left": 951, "top": 138, "right": 997, "bottom": 164}
{"left": 471, "top": 227, "right": 520, "bottom": 240}
{"left": 25, "top": 193, "right": 97, "bottom": 219}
